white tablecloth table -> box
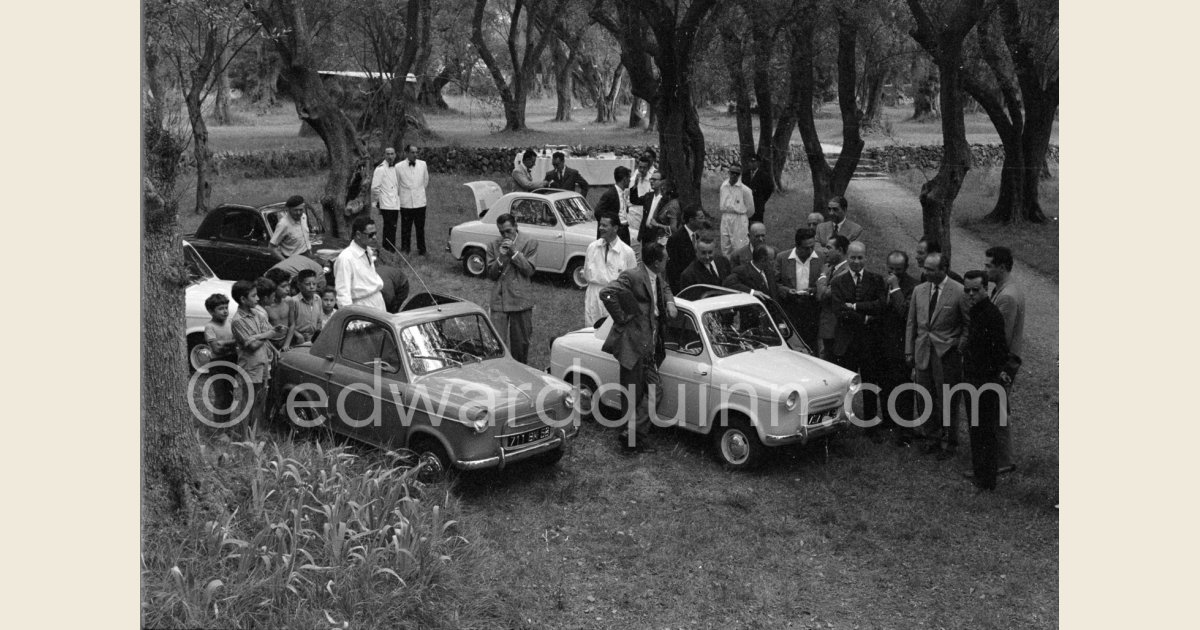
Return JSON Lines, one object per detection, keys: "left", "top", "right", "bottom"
{"left": 513, "top": 152, "right": 636, "bottom": 187}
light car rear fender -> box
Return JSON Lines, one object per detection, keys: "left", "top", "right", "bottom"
{"left": 453, "top": 240, "right": 491, "bottom": 260}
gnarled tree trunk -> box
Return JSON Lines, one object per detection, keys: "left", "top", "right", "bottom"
{"left": 142, "top": 178, "right": 207, "bottom": 513}
{"left": 251, "top": 0, "right": 368, "bottom": 238}
{"left": 907, "top": 0, "right": 988, "bottom": 263}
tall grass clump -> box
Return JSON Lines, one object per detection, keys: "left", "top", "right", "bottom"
{"left": 142, "top": 434, "right": 512, "bottom": 629}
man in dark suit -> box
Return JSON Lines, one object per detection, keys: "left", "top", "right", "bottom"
{"left": 815, "top": 195, "right": 863, "bottom": 247}
{"left": 594, "top": 166, "right": 632, "bottom": 244}
{"left": 543, "top": 151, "right": 590, "bottom": 197}
{"left": 831, "top": 241, "right": 887, "bottom": 426}
{"left": 745, "top": 153, "right": 775, "bottom": 224}
{"left": 960, "top": 269, "right": 1015, "bottom": 491}
{"left": 905, "top": 252, "right": 971, "bottom": 459}
{"left": 665, "top": 204, "right": 707, "bottom": 293}
{"left": 776, "top": 228, "right": 823, "bottom": 352}
{"left": 916, "top": 236, "right": 964, "bottom": 284}
{"left": 600, "top": 242, "right": 678, "bottom": 453}
{"left": 816, "top": 235, "right": 851, "bottom": 361}
{"left": 724, "top": 245, "right": 782, "bottom": 302}
{"left": 730, "top": 222, "right": 776, "bottom": 268}
{"left": 876, "top": 249, "right": 919, "bottom": 444}
{"left": 678, "top": 231, "right": 732, "bottom": 291}
{"left": 984, "top": 246, "right": 1024, "bottom": 475}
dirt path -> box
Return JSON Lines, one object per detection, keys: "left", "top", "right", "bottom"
{"left": 847, "top": 178, "right": 1060, "bottom": 473}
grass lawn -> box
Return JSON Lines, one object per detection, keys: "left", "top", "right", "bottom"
{"left": 166, "top": 162, "right": 1058, "bottom": 628}
{"left": 205, "top": 96, "right": 1057, "bottom": 155}
{"left": 891, "top": 167, "right": 1060, "bottom": 281}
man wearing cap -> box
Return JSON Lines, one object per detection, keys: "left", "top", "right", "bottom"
{"left": 371, "top": 147, "right": 401, "bottom": 253}
{"left": 745, "top": 154, "right": 775, "bottom": 224}
{"left": 718, "top": 164, "right": 753, "bottom": 258}
{"left": 270, "top": 196, "right": 312, "bottom": 259}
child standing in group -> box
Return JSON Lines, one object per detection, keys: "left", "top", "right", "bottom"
{"left": 257, "top": 277, "right": 290, "bottom": 350}
{"left": 203, "top": 293, "right": 238, "bottom": 426}
{"left": 320, "top": 286, "right": 338, "bottom": 321}
{"left": 285, "top": 269, "right": 324, "bottom": 350}
{"left": 231, "top": 280, "right": 284, "bottom": 435}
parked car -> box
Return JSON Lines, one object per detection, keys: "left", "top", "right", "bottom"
{"left": 548, "top": 286, "right": 859, "bottom": 470}
{"left": 268, "top": 294, "right": 579, "bottom": 475}
{"left": 184, "top": 241, "right": 237, "bottom": 372}
{"left": 186, "top": 202, "right": 348, "bottom": 283}
{"left": 447, "top": 181, "right": 597, "bottom": 289}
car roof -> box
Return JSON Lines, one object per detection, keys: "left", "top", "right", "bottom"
{"left": 310, "top": 301, "right": 488, "bottom": 355}
{"left": 674, "top": 286, "right": 762, "bottom": 312}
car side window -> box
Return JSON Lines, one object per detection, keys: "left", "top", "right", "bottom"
{"left": 218, "top": 209, "right": 267, "bottom": 243}
{"left": 664, "top": 313, "right": 703, "bottom": 356}
{"left": 512, "top": 199, "right": 555, "bottom": 227}
{"left": 340, "top": 319, "right": 401, "bottom": 373}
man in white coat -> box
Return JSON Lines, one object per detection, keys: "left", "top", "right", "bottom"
{"left": 718, "top": 164, "right": 753, "bottom": 258}
{"left": 582, "top": 214, "right": 636, "bottom": 327}
{"left": 371, "top": 147, "right": 401, "bottom": 253}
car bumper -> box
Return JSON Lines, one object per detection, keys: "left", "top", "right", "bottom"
{"left": 456, "top": 424, "right": 578, "bottom": 470}
{"left": 761, "top": 413, "right": 849, "bottom": 446}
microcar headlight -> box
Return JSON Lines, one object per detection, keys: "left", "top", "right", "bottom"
{"left": 465, "top": 406, "right": 489, "bottom": 433}
{"left": 848, "top": 374, "right": 861, "bottom": 394}
{"left": 784, "top": 390, "right": 800, "bottom": 411}
{"left": 562, "top": 391, "right": 576, "bottom": 410}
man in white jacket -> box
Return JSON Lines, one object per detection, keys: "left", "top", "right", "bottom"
{"left": 371, "top": 147, "right": 400, "bottom": 253}
{"left": 718, "top": 164, "right": 753, "bottom": 258}
{"left": 582, "top": 214, "right": 636, "bottom": 327}
{"left": 397, "top": 144, "right": 431, "bottom": 256}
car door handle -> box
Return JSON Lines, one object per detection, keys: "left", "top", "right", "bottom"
{"left": 694, "top": 366, "right": 709, "bottom": 376}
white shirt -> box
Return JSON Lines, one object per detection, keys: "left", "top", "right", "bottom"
{"left": 582, "top": 236, "right": 636, "bottom": 326}
{"left": 647, "top": 268, "right": 660, "bottom": 318}
{"left": 789, "top": 248, "right": 818, "bottom": 292}
{"left": 333, "top": 241, "right": 385, "bottom": 310}
{"left": 632, "top": 166, "right": 656, "bottom": 199}
{"left": 719, "top": 180, "right": 753, "bottom": 215}
{"left": 617, "top": 185, "right": 630, "bottom": 225}
{"left": 371, "top": 160, "right": 400, "bottom": 210}
{"left": 396, "top": 159, "right": 429, "bottom": 208}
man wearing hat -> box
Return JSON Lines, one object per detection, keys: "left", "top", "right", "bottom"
{"left": 270, "top": 195, "right": 312, "bottom": 259}
{"left": 744, "top": 153, "right": 775, "bottom": 224}
{"left": 718, "top": 164, "right": 753, "bottom": 258}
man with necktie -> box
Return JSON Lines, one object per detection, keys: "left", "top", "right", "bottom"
{"left": 831, "top": 241, "right": 888, "bottom": 428}
{"left": 905, "top": 252, "right": 971, "bottom": 459}
{"left": 600, "top": 242, "right": 678, "bottom": 453}
{"left": 544, "top": 151, "right": 590, "bottom": 197}
{"left": 678, "top": 232, "right": 732, "bottom": 292}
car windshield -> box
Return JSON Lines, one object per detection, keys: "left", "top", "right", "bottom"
{"left": 701, "top": 303, "right": 783, "bottom": 358}
{"left": 555, "top": 196, "right": 594, "bottom": 226}
{"left": 183, "top": 243, "right": 215, "bottom": 285}
{"left": 399, "top": 313, "right": 506, "bottom": 376}
{"left": 265, "top": 204, "right": 325, "bottom": 235}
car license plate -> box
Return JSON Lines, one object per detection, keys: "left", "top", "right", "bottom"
{"left": 807, "top": 408, "right": 838, "bottom": 425}
{"left": 506, "top": 426, "right": 551, "bottom": 448}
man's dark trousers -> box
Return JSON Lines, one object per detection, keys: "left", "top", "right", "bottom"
{"left": 968, "top": 378, "right": 1003, "bottom": 490}
{"left": 400, "top": 206, "right": 427, "bottom": 254}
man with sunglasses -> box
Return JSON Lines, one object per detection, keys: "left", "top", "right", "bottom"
{"left": 960, "top": 270, "right": 1014, "bottom": 491}
{"left": 333, "top": 216, "right": 386, "bottom": 310}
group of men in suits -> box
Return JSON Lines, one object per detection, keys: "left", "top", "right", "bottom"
{"left": 630, "top": 189, "right": 1027, "bottom": 485}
